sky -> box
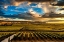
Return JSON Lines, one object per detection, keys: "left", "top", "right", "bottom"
{"left": 1, "top": 1, "right": 44, "bottom": 14}
{"left": 0, "top": 0, "right": 64, "bottom": 21}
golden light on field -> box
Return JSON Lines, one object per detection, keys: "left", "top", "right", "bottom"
{"left": 54, "top": 18, "right": 64, "bottom": 20}
{"left": 46, "top": 18, "right": 64, "bottom": 23}
{"left": 46, "top": 21, "right": 64, "bottom": 23}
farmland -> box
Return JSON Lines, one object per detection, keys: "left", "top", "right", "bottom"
{"left": 0, "top": 22, "right": 64, "bottom": 42}
{"left": 12, "top": 32, "right": 64, "bottom": 42}
{"left": 0, "top": 32, "right": 15, "bottom": 41}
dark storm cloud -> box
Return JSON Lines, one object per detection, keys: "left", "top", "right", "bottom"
{"left": 11, "top": 0, "right": 55, "bottom": 6}
{"left": 17, "top": 13, "right": 34, "bottom": 20}
{"left": 0, "top": 0, "right": 12, "bottom": 5}
{"left": 0, "top": 13, "right": 34, "bottom": 20}
{"left": 1, "top": 12, "right": 41, "bottom": 20}
{"left": 0, "top": 1, "right": 5, "bottom": 17}
{"left": 15, "top": 0, "right": 53, "bottom": 2}
{"left": 51, "top": 0, "right": 64, "bottom": 6}
{"left": 0, "top": 10, "right": 4, "bottom": 16}
{"left": 60, "top": 8, "right": 64, "bottom": 10}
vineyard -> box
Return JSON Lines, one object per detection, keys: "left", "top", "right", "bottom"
{"left": 0, "top": 32, "right": 15, "bottom": 41}
{"left": 0, "top": 23, "right": 64, "bottom": 42}
{"left": 11, "top": 32, "right": 64, "bottom": 42}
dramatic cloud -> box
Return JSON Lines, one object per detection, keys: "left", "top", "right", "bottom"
{"left": 60, "top": 8, "right": 64, "bottom": 10}
{"left": 51, "top": 0, "right": 64, "bottom": 6}
{"left": 0, "top": 0, "right": 64, "bottom": 21}
{"left": 4, "top": 0, "right": 55, "bottom": 6}
{"left": 15, "top": 0, "right": 53, "bottom": 2}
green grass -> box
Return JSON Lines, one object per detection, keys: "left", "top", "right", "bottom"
{"left": 0, "top": 25, "right": 22, "bottom": 31}
{"left": 0, "top": 23, "right": 64, "bottom": 31}
{"left": 17, "top": 23, "right": 64, "bottom": 31}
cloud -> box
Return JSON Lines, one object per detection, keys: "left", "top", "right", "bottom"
{"left": 2, "top": 0, "right": 54, "bottom": 6}
{"left": 1, "top": 9, "right": 43, "bottom": 20}
{"left": 1, "top": 0, "right": 63, "bottom": 21}
{"left": 37, "top": 2, "right": 57, "bottom": 13}
{"left": 15, "top": 0, "right": 54, "bottom": 2}
{"left": 51, "top": 0, "right": 64, "bottom": 6}
{"left": 60, "top": 8, "right": 64, "bottom": 10}
{"left": 15, "top": 1, "right": 30, "bottom": 9}
{"left": 16, "top": 13, "right": 50, "bottom": 21}
{"left": 4, "top": 5, "right": 8, "bottom": 9}
{"left": 29, "top": 8, "right": 42, "bottom": 17}
{"left": 29, "top": 3, "right": 38, "bottom": 7}
{"left": 3, "top": 2, "right": 44, "bottom": 14}
{"left": 17, "top": 13, "right": 34, "bottom": 20}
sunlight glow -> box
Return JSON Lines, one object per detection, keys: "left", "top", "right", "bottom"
{"left": 13, "top": 2, "right": 22, "bottom": 6}
{"left": 55, "top": 18, "right": 64, "bottom": 20}
{"left": 29, "top": 9, "right": 41, "bottom": 17}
